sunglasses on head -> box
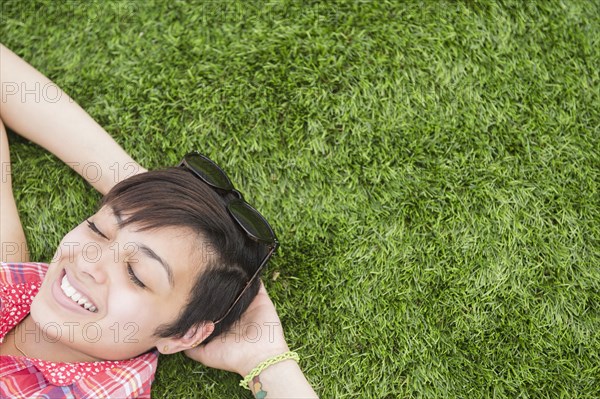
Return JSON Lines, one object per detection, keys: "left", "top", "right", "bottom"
{"left": 179, "top": 152, "right": 279, "bottom": 325}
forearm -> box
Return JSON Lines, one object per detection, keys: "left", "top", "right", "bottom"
{"left": 1, "top": 118, "right": 29, "bottom": 262}
{"left": 243, "top": 359, "right": 318, "bottom": 399}
{"left": 0, "top": 44, "right": 144, "bottom": 195}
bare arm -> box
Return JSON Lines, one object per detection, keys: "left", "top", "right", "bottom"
{"left": 186, "top": 283, "right": 319, "bottom": 398}
{"left": 242, "top": 358, "right": 319, "bottom": 399}
{"left": 0, "top": 44, "right": 145, "bottom": 196}
{"left": 1, "top": 117, "right": 29, "bottom": 262}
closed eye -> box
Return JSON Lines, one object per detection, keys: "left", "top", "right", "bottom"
{"left": 86, "top": 220, "right": 109, "bottom": 239}
{"left": 127, "top": 264, "right": 146, "bottom": 288}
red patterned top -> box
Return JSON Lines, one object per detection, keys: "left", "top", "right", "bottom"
{"left": 0, "top": 262, "right": 158, "bottom": 398}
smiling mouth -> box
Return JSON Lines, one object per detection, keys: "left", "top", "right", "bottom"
{"left": 60, "top": 275, "right": 98, "bottom": 312}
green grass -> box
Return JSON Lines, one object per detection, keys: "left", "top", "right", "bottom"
{"left": 2, "top": 0, "right": 599, "bottom": 397}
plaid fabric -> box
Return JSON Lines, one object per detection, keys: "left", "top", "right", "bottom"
{"left": 0, "top": 262, "right": 158, "bottom": 398}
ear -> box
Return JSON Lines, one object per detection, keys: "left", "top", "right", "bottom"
{"left": 156, "top": 321, "right": 215, "bottom": 355}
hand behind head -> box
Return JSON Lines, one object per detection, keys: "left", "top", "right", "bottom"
{"left": 185, "top": 281, "right": 290, "bottom": 376}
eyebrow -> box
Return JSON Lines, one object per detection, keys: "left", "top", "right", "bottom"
{"left": 137, "top": 243, "right": 175, "bottom": 288}
{"left": 111, "top": 209, "right": 174, "bottom": 288}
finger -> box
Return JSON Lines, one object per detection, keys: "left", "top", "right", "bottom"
{"left": 258, "top": 280, "right": 267, "bottom": 294}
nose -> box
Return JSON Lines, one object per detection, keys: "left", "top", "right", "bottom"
{"left": 77, "top": 241, "right": 109, "bottom": 284}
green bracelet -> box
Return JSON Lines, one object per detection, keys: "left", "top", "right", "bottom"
{"left": 240, "top": 351, "right": 300, "bottom": 390}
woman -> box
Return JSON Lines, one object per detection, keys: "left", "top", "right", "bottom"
{"left": 0, "top": 44, "right": 318, "bottom": 398}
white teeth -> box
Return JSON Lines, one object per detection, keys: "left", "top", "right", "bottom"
{"left": 60, "top": 273, "right": 97, "bottom": 313}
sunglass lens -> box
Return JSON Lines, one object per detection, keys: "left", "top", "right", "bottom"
{"left": 228, "top": 199, "right": 276, "bottom": 244}
{"left": 186, "top": 153, "right": 233, "bottom": 190}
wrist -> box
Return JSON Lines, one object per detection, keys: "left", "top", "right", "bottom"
{"left": 236, "top": 345, "right": 290, "bottom": 377}
{"left": 241, "top": 355, "right": 319, "bottom": 398}
{"left": 239, "top": 351, "right": 299, "bottom": 391}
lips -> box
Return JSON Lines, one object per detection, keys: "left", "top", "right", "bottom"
{"left": 60, "top": 274, "right": 98, "bottom": 312}
{"left": 53, "top": 269, "right": 99, "bottom": 313}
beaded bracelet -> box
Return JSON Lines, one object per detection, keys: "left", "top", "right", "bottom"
{"left": 239, "top": 351, "right": 300, "bottom": 390}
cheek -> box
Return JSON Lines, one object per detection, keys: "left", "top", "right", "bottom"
{"left": 108, "top": 290, "right": 189, "bottom": 333}
{"left": 52, "top": 228, "right": 87, "bottom": 263}
{"left": 29, "top": 284, "right": 60, "bottom": 330}
{"left": 106, "top": 290, "right": 165, "bottom": 326}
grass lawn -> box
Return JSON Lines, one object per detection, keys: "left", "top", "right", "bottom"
{"left": 1, "top": 0, "right": 598, "bottom": 397}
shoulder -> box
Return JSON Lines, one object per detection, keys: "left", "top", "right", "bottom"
{"left": 0, "top": 262, "right": 49, "bottom": 286}
{"left": 0, "top": 351, "right": 158, "bottom": 399}
{"left": 69, "top": 350, "right": 159, "bottom": 398}
{"left": 0, "top": 262, "right": 47, "bottom": 341}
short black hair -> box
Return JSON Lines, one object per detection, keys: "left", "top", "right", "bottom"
{"left": 100, "top": 167, "right": 267, "bottom": 342}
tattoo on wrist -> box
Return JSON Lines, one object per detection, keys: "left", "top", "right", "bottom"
{"left": 251, "top": 375, "right": 268, "bottom": 399}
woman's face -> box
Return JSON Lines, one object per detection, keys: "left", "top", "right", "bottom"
{"left": 30, "top": 206, "right": 203, "bottom": 361}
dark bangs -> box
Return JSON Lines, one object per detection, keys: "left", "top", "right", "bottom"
{"left": 101, "top": 167, "right": 231, "bottom": 236}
